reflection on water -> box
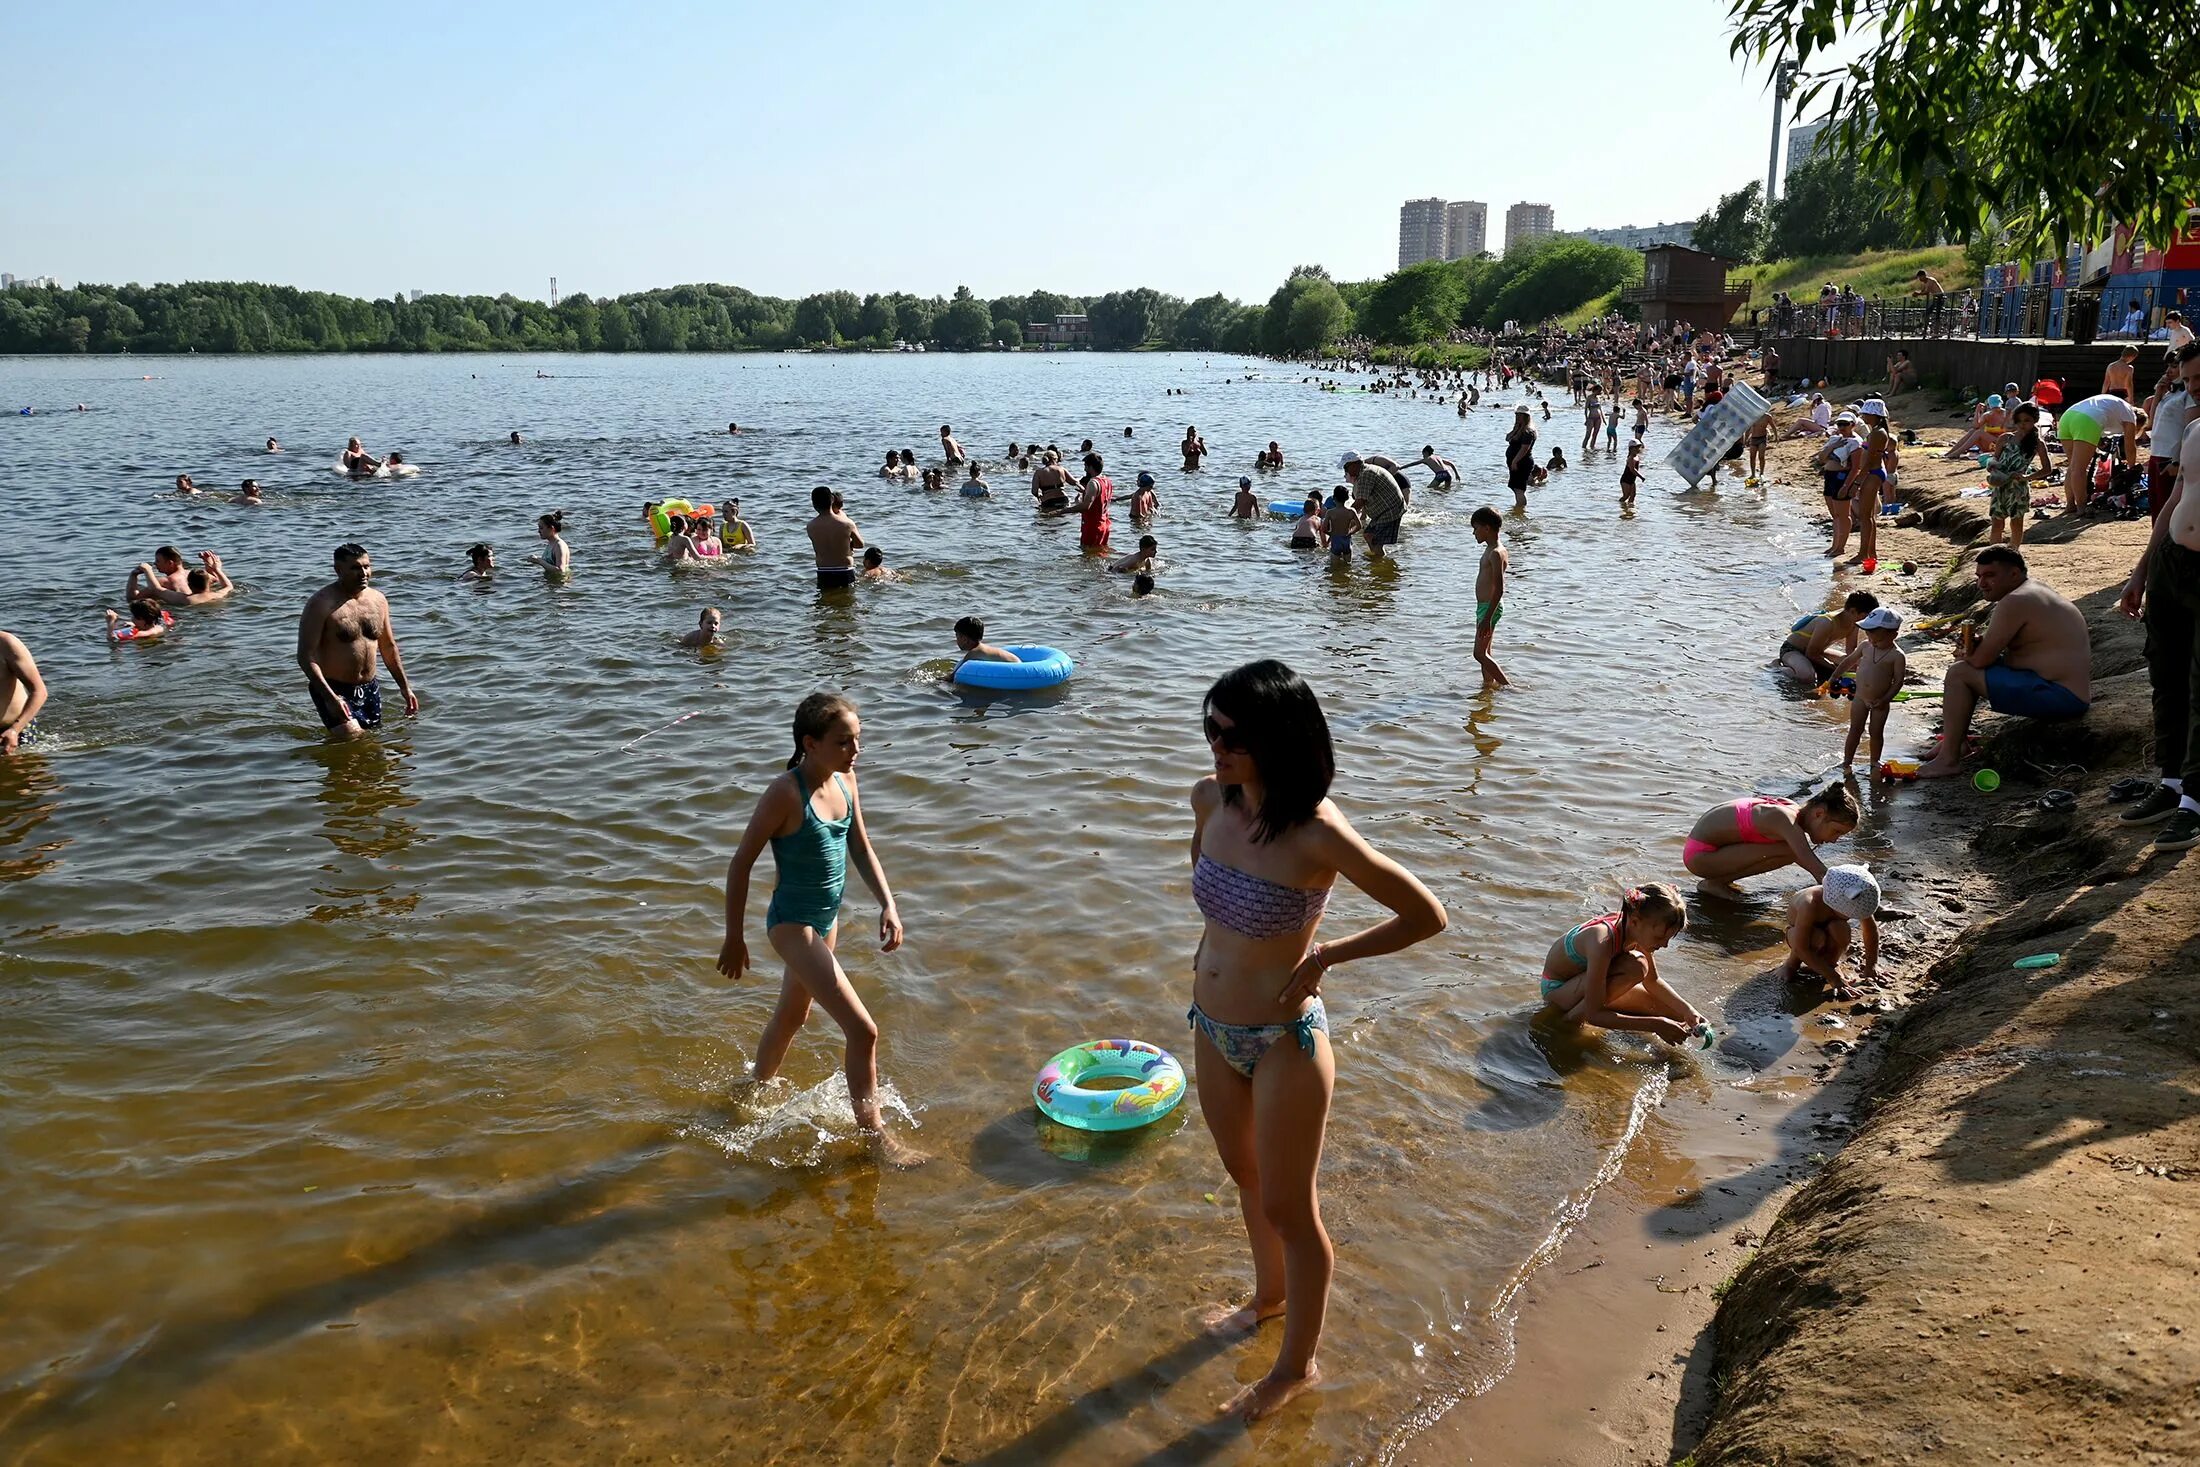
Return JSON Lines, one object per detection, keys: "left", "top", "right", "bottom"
{"left": 0, "top": 352, "right": 1911, "bottom": 1463}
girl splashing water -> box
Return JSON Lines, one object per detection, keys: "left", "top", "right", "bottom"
{"left": 1188, "top": 660, "right": 1446, "bottom": 1421}
{"left": 716, "top": 693, "right": 923, "bottom": 1167}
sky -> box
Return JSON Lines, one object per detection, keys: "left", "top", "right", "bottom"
{"left": 1, "top": 0, "right": 1797, "bottom": 305}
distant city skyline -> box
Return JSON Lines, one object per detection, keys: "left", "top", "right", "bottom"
{"left": 0, "top": 2, "right": 1787, "bottom": 304}
{"left": 1503, "top": 203, "right": 1556, "bottom": 255}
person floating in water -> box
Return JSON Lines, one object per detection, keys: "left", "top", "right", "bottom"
{"left": 106, "top": 601, "right": 172, "bottom": 643}
{"left": 953, "top": 615, "right": 1016, "bottom": 668}
{"left": 715, "top": 692, "right": 924, "bottom": 1167}
{"left": 679, "top": 607, "right": 724, "bottom": 648}
{"left": 341, "top": 437, "right": 380, "bottom": 477}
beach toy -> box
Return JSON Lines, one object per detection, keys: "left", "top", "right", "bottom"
{"left": 1034, "top": 1039, "right": 1186, "bottom": 1132}
{"left": 1878, "top": 501, "right": 1903, "bottom": 516}
{"left": 1880, "top": 759, "right": 1922, "bottom": 781}
{"left": 1973, "top": 768, "right": 2001, "bottom": 792}
{"left": 953, "top": 645, "right": 1075, "bottom": 690}
{"left": 1816, "top": 676, "right": 1857, "bottom": 700}
{"left": 1268, "top": 500, "right": 1304, "bottom": 517}
{"left": 2012, "top": 953, "right": 2061, "bottom": 971}
{"left": 1861, "top": 558, "right": 1878, "bottom": 574}
{"left": 1687, "top": 1021, "right": 1717, "bottom": 1051}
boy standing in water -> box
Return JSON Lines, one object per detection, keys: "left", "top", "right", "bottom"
{"left": 1322, "top": 487, "right": 1362, "bottom": 559}
{"left": 1470, "top": 507, "right": 1509, "bottom": 688}
{"left": 1833, "top": 608, "right": 1906, "bottom": 769}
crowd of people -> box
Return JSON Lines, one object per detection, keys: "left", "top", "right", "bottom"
{"left": 5, "top": 308, "right": 2177, "bottom": 1427}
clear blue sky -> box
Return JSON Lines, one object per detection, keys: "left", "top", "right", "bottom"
{"left": 2, "top": 0, "right": 1789, "bottom": 304}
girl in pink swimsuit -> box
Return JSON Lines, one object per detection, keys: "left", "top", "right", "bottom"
{"left": 1537, "top": 883, "right": 1707, "bottom": 1045}
{"left": 1681, "top": 785, "right": 1859, "bottom": 896}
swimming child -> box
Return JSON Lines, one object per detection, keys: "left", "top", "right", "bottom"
{"left": 1833, "top": 609, "right": 1907, "bottom": 769}
{"left": 1230, "top": 477, "right": 1259, "bottom": 519}
{"left": 532, "top": 511, "right": 571, "bottom": 573}
{"left": 106, "top": 601, "right": 172, "bottom": 642}
{"left": 266, "top": 437, "right": 281, "bottom": 452}
{"left": 237, "top": 479, "right": 264, "bottom": 505}
{"left": 716, "top": 692, "right": 922, "bottom": 1167}
{"left": 1110, "top": 534, "right": 1159, "bottom": 576}
{"left": 1620, "top": 440, "right": 1642, "bottom": 507}
{"left": 1682, "top": 784, "right": 1860, "bottom": 896}
{"left": 953, "top": 615, "right": 1017, "bottom": 667}
{"left": 1778, "top": 590, "right": 1879, "bottom": 683}
{"left": 459, "top": 543, "right": 495, "bottom": 580}
{"left": 663, "top": 514, "right": 704, "bottom": 565}
{"left": 1470, "top": 507, "right": 1509, "bottom": 689}
{"left": 1288, "top": 496, "right": 1323, "bottom": 550}
{"left": 1546, "top": 446, "right": 1567, "bottom": 473}
{"left": 1538, "top": 883, "right": 1710, "bottom": 1046}
{"left": 962, "top": 463, "right": 992, "bottom": 498}
{"left": 1781, "top": 864, "right": 1881, "bottom": 1001}
{"left": 1129, "top": 472, "right": 1159, "bottom": 520}
{"left": 1131, "top": 572, "right": 1156, "bottom": 597}
{"left": 1323, "top": 487, "right": 1362, "bottom": 559}
{"left": 1418, "top": 445, "right": 1459, "bottom": 488}
{"left": 861, "top": 547, "right": 889, "bottom": 579}
{"left": 679, "top": 607, "right": 724, "bottom": 648}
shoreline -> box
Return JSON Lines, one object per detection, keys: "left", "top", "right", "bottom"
{"left": 1403, "top": 368, "right": 2182, "bottom": 1464}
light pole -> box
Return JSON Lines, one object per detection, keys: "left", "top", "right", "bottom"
{"left": 1766, "top": 59, "right": 1798, "bottom": 203}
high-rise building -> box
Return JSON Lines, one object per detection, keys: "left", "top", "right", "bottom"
{"left": 1397, "top": 198, "right": 1450, "bottom": 269}
{"left": 1444, "top": 201, "right": 1487, "bottom": 260}
{"left": 1786, "top": 120, "right": 1829, "bottom": 176}
{"left": 1504, "top": 202, "right": 1555, "bottom": 254}
{"left": 0, "top": 274, "right": 14, "bottom": 289}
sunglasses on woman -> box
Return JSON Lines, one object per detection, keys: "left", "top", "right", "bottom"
{"left": 1203, "top": 714, "right": 1250, "bottom": 753}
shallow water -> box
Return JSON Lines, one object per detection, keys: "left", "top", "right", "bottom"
{"left": 0, "top": 352, "right": 1914, "bottom": 1463}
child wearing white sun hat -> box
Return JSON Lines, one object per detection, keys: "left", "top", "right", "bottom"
{"left": 1782, "top": 864, "right": 1881, "bottom": 1001}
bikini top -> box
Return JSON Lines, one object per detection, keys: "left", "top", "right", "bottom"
{"left": 1194, "top": 853, "right": 1329, "bottom": 940}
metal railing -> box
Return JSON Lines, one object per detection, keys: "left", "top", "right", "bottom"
{"left": 1754, "top": 281, "right": 2180, "bottom": 343}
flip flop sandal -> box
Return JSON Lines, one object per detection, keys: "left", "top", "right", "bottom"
{"left": 2108, "top": 776, "right": 2155, "bottom": 803}
{"left": 2037, "top": 789, "right": 2078, "bottom": 813}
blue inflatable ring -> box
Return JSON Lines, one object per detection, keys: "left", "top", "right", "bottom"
{"left": 1034, "top": 1038, "right": 1187, "bottom": 1131}
{"left": 1269, "top": 499, "right": 1310, "bottom": 517}
{"left": 954, "top": 644, "right": 1074, "bottom": 689}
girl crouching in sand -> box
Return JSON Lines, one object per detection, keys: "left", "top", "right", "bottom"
{"left": 1682, "top": 785, "right": 1859, "bottom": 898}
{"left": 1539, "top": 883, "right": 1711, "bottom": 1046}
{"left": 716, "top": 693, "right": 923, "bottom": 1167}
{"left": 1189, "top": 660, "right": 1447, "bottom": 1422}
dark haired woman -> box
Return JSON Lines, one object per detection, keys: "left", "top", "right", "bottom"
{"left": 531, "top": 511, "right": 570, "bottom": 574}
{"left": 1188, "top": 659, "right": 1446, "bottom": 1421}
{"left": 716, "top": 693, "right": 920, "bottom": 1166}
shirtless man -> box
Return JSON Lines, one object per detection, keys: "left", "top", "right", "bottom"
{"left": 1916, "top": 546, "right": 2092, "bottom": 778}
{"left": 805, "top": 485, "right": 864, "bottom": 590}
{"left": 1180, "top": 426, "right": 1208, "bottom": 471}
{"left": 2104, "top": 346, "right": 2140, "bottom": 401}
{"left": 133, "top": 551, "right": 236, "bottom": 607}
{"left": 341, "top": 437, "right": 380, "bottom": 477}
{"left": 297, "top": 543, "right": 418, "bottom": 739}
{"left": 127, "top": 547, "right": 192, "bottom": 601}
{"left": 1, "top": 629, "right": 50, "bottom": 754}
{"left": 938, "top": 424, "right": 966, "bottom": 465}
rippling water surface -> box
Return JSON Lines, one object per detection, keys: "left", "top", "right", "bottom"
{"left": 0, "top": 352, "right": 1905, "bottom": 1463}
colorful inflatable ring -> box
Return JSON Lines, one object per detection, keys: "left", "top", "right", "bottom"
{"left": 1033, "top": 1038, "right": 1187, "bottom": 1132}
{"left": 953, "top": 644, "right": 1074, "bottom": 690}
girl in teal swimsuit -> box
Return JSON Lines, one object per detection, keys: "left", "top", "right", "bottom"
{"left": 717, "top": 693, "right": 920, "bottom": 1165}
{"left": 1188, "top": 660, "right": 1448, "bottom": 1423}
{"left": 1537, "top": 883, "right": 1709, "bottom": 1045}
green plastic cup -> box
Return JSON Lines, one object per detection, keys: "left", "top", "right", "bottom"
{"left": 1973, "top": 769, "right": 2001, "bottom": 792}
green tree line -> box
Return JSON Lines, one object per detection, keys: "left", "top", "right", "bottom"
{"left": 1338, "top": 237, "right": 1646, "bottom": 347}
{"left": 0, "top": 278, "right": 1280, "bottom": 355}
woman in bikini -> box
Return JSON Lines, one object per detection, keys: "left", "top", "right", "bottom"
{"left": 1538, "top": 883, "right": 1708, "bottom": 1044}
{"left": 1188, "top": 660, "right": 1446, "bottom": 1423}
{"left": 1682, "top": 784, "right": 1859, "bottom": 898}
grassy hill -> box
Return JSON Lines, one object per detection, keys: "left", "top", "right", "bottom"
{"left": 1554, "top": 246, "right": 1974, "bottom": 333}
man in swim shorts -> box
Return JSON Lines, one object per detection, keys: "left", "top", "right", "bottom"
{"left": 1, "top": 627, "right": 50, "bottom": 754}
{"left": 805, "top": 485, "right": 864, "bottom": 589}
{"left": 1916, "top": 546, "right": 2092, "bottom": 778}
{"left": 297, "top": 542, "right": 419, "bottom": 740}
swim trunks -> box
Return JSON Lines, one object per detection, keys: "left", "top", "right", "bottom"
{"left": 816, "top": 567, "right": 856, "bottom": 589}
{"left": 1328, "top": 532, "right": 1352, "bottom": 559}
{"left": 1983, "top": 662, "right": 2089, "bottom": 720}
{"left": 1288, "top": 535, "right": 1318, "bottom": 550}
{"left": 1476, "top": 601, "right": 1503, "bottom": 629}
{"left": 309, "top": 676, "right": 383, "bottom": 730}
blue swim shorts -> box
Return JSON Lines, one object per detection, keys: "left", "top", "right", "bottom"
{"left": 1983, "top": 662, "right": 2089, "bottom": 720}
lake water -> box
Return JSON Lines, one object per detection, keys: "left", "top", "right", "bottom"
{"left": 0, "top": 352, "right": 1907, "bottom": 1463}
